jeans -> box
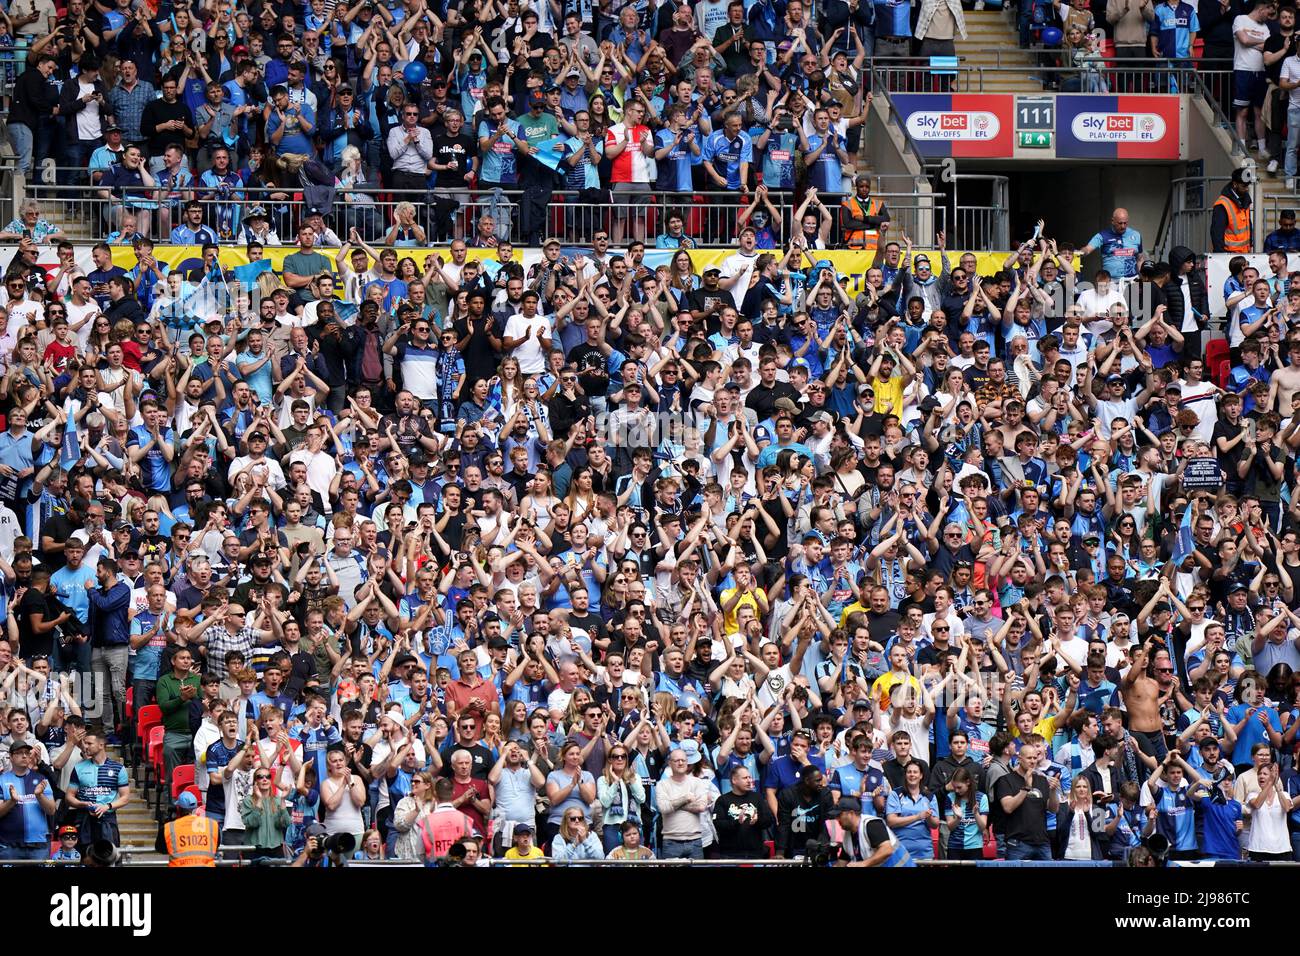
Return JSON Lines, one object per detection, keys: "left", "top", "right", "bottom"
{"left": 1005, "top": 838, "right": 1052, "bottom": 861}
{"left": 0, "top": 844, "right": 49, "bottom": 861}
{"left": 601, "top": 823, "right": 625, "bottom": 854}
{"left": 1286, "top": 105, "right": 1300, "bottom": 179}
{"left": 131, "top": 678, "right": 156, "bottom": 712}
{"left": 661, "top": 837, "right": 704, "bottom": 859}
{"left": 8, "top": 123, "right": 32, "bottom": 175}
{"left": 62, "top": 138, "right": 101, "bottom": 187}
{"left": 92, "top": 645, "right": 128, "bottom": 731}
{"left": 163, "top": 729, "right": 194, "bottom": 809}
{"left": 1290, "top": 830, "right": 1300, "bottom": 862}
{"left": 54, "top": 638, "right": 93, "bottom": 709}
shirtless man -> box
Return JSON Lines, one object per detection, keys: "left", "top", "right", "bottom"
{"left": 1266, "top": 339, "right": 1300, "bottom": 413}
{"left": 1120, "top": 641, "right": 1169, "bottom": 765}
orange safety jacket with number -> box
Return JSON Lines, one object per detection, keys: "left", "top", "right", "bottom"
{"left": 1213, "top": 194, "right": 1251, "bottom": 253}
{"left": 164, "top": 814, "right": 219, "bottom": 866}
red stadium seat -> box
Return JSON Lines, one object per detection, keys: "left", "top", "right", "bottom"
{"left": 1206, "top": 338, "right": 1230, "bottom": 389}
{"left": 171, "top": 764, "right": 197, "bottom": 801}
{"left": 144, "top": 725, "right": 165, "bottom": 806}
{"left": 134, "top": 704, "right": 162, "bottom": 781}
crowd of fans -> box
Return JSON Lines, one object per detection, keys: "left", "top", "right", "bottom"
{"left": 0, "top": 0, "right": 1297, "bottom": 871}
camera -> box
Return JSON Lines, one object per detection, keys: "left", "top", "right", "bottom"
{"left": 803, "top": 838, "right": 840, "bottom": 867}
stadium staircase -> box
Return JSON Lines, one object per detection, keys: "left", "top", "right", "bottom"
{"left": 955, "top": 7, "right": 1043, "bottom": 93}
{"left": 110, "top": 742, "right": 168, "bottom": 863}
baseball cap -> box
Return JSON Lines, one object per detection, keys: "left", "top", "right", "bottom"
{"left": 1105, "top": 373, "right": 1125, "bottom": 384}
{"left": 829, "top": 795, "right": 862, "bottom": 817}
{"left": 852, "top": 698, "right": 871, "bottom": 709}
{"left": 1227, "top": 581, "right": 1249, "bottom": 595}
{"left": 774, "top": 397, "right": 800, "bottom": 413}
{"left": 543, "top": 237, "right": 562, "bottom": 248}
{"left": 529, "top": 90, "right": 545, "bottom": 107}
{"left": 305, "top": 822, "right": 329, "bottom": 838}
{"left": 7, "top": 740, "right": 32, "bottom": 753}
{"left": 392, "top": 652, "right": 418, "bottom": 667}
{"left": 514, "top": 822, "right": 535, "bottom": 834}
{"left": 58, "top": 825, "right": 78, "bottom": 838}
{"left": 175, "top": 790, "right": 199, "bottom": 810}
{"left": 809, "top": 411, "right": 833, "bottom": 426}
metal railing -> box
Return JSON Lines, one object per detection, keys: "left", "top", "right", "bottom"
{"left": 1163, "top": 175, "right": 1232, "bottom": 254}
{"left": 21, "top": 180, "right": 955, "bottom": 250}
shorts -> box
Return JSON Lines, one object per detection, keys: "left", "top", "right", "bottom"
{"left": 1233, "top": 69, "right": 1266, "bottom": 108}
{"left": 612, "top": 181, "right": 652, "bottom": 218}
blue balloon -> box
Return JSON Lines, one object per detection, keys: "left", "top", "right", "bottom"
{"left": 1040, "top": 26, "right": 1063, "bottom": 46}
{"left": 403, "top": 61, "right": 428, "bottom": 85}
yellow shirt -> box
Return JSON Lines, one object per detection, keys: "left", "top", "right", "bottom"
{"left": 873, "top": 371, "right": 905, "bottom": 417}
{"left": 720, "top": 587, "right": 760, "bottom": 634}
{"left": 503, "top": 846, "right": 547, "bottom": 863}
{"left": 872, "top": 672, "right": 921, "bottom": 712}
{"left": 1012, "top": 714, "right": 1058, "bottom": 740}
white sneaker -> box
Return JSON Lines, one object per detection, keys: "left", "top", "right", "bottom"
{"left": 1269, "top": 159, "right": 1279, "bottom": 173}
{"left": 975, "top": 1, "right": 985, "bottom": 8}
{"left": 1259, "top": 144, "right": 1272, "bottom": 159}
{"left": 1289, "top": 177, "right": 1297, "bottom": 191}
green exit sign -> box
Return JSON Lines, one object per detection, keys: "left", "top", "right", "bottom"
{"left": 1018, "top": 131, "right": 1052, "bottom": 148}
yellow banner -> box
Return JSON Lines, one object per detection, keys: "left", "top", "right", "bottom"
{"left": 109, "top": 246, "right": 1037, "bottom": 297}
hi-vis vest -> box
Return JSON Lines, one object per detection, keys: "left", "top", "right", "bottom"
{"left": 1214, "top": 194, "right": 1251, "bottom": 253}
{"left": 842, "top": 195, "right": 883, "bottom": 250}
{"left": 418, "top": 806, "right": 474, "bottom": 861}
{"left": 840, "top": 812, "right": 915, "bottom": 867}
{"left": 164, "top": 814, "right": 219, "bottom": 867}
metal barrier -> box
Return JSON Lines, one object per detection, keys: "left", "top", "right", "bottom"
{"left": 1163, "top": 175, "right": 1232, "bottom": 254}
{"left": 21, "top": 180, "right": 952, "bottom": 249}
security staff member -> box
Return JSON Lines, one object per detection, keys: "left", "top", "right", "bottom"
{"left": 159, "top": 790, "right": 219, "bottom": 866}
{"left": 830, "top": 795, "right": 916, "bottom": 867}
{"left": 1211, "top": 168, "right": 1253, "bottom": 254}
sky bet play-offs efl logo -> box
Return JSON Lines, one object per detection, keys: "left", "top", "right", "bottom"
{"left": 50, "top": 888, "right": 152, "bottom": 937}
{"left": 1070, "top": 113, "right": 1167, "bottom": 143}
{"left": 904, "top": 110, "right": 1001, "bottom": 142}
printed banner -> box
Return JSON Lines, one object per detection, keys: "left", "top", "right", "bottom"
{"left": 1054, "top": 94, "right": 1182, "bottom": 160}
{"left": 0, "top": 244, "right": 1023, "bottom": 302}
{"left": 890, "top": 93, "right": 1015, "bottom": 159}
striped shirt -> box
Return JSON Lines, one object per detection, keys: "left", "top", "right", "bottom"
{"left": 72, "top": 757, "right": 127, "bottom": 807}
{"left": 107, "top": 80, "right": 156, "bottom": 141}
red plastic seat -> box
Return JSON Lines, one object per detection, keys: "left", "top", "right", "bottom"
{"left": 144, "top": 724, "right": 165, "bottom": 799}
{"left": 134, "top": 704, "right": 163, "bottom": 786}
{"left": 1206, "top": 338, "right": 1231, "bottom": 389}
{"left": 171, "top": 764, "right": 197, "bottom": 801}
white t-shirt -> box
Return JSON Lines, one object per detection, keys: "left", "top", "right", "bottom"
{"left": 5, "top": 300, "right": 42, "bottom": 337}
{"left": 67, "top": 299, "right": 99, "bottom": 349}
{"left": 504, "top": 312, "right": 553, "bottom": 374}
{"left": 75, "top": 79, "right": 103, "bottom": 140}
{"left": 0, "top": 504, "right": 20, "bottom": 563}
{"left": 720, "top": 250, "right": 758, "bottom": 308}
{"left": 1284, "top": 56, "right": 1300, "bottom": 109}
{"left": 1095, "top": 396, "right": 1138, "bottom": 439}
{"left": 1233, "top": 15, "right": 1269, "bottom": 72}
{"left": 1178, "top": 380, "right": 1219, "bottom": 443}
